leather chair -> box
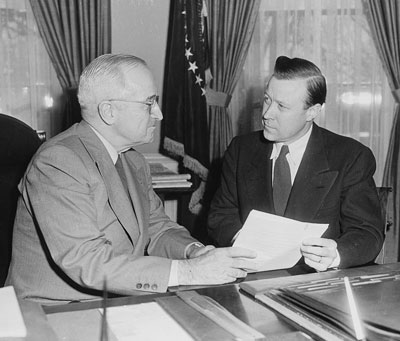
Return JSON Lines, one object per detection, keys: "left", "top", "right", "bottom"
{"left": 0, "top": 114, "right": 42, "bottom": 286}
{"left": 375, "top": 186, "right": 393, "bottom": 264}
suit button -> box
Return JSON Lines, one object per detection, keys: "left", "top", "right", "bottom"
{"left": 136, "top": 283, "right": 142, "bottom": 289}
{"left": 144, "top": 283, "right": 150, "bottom": 289}
{"left": 151, "top": 284, "right": 158, "bottom": 291}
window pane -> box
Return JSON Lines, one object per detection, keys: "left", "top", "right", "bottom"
{"left": 0, "top": 0, "right": 63, "bottom": 137}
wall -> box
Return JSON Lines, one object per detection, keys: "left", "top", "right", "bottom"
{"left": 111, "top": 0, "right": 170, "bottom": 153}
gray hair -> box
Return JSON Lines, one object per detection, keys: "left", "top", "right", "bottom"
{"left": 78, "top": 54, "right": 147, "bottom": 116}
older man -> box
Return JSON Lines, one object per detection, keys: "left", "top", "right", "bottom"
{"left": 208, "top": 56, "right": 384, "bottom": 271}
{"left": 6, "top": 54, "right": 256, "bottom": 303}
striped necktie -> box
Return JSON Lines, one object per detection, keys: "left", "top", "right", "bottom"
{"left": 115, "top": 153, "right": 129, "bottom": 194}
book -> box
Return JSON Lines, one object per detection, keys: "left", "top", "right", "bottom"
{"left": 149, "top": 162, "right": 191, "bottom": 182}
{"left": 242, "top": 270, "right": 400, "bottom": 340}
{"left": 152, "top": 181, "right": 192, "bottom": 189}
{"left": 152, "top": 174, "right": 191, "bottom": 181}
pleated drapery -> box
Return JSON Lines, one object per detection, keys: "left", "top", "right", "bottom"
{"left": 363, "top": 0, "right": 400, "bottom": 262}
{"left": 206, "top": 0, "right": 261, "bottom": 162}
{"left": 29, "top": 0, "right": 111, "bottom": 129}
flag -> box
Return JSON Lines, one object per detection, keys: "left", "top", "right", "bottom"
{"left": 162, "top": 0, "right": 209, "bottom": 215}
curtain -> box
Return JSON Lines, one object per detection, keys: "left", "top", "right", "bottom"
{"left": 231, "top": 0, "right": 394, "bottom": 187}
{"left": 0, "top": 0, "right": 62, "bottom": 137}
{"left": 362, "top": 0, "right": 400, "bottom": 262}
{"left": 29, "top": 0, "right": 111, "bottom": 130}
{"left": 206, "top": 0, "right": 261, "bottom": 162}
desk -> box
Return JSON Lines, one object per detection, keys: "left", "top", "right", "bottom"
{"left": 40, "top": 262, "right": 400, "bottom": 341}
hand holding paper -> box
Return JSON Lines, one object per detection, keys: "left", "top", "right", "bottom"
{"left": 233, "top": 210, "right": 328, "bottom": 272}
{"left": 301, "top": 237, "right": 338, "bottom": 271}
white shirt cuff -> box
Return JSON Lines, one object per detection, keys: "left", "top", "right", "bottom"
{"left": 168, "top": 260, "right": 179, "bottom": 287}
{"left": 231, "top": 230, "right": 241, "bottom": 244}
{"left": 329, "top": 250, "right": 341, "bottom": 268}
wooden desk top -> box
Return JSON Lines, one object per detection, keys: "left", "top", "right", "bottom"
{"left": 39, "top": 262, "right": 400, "bottom": 341}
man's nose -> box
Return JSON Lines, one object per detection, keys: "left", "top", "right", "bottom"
{"left": 262, "top": 102, "right": 275, "bottom": 119}
{"left": 151, "top": 102, "right": 163, "bottom": 121}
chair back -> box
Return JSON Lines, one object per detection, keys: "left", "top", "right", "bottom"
{"left": 0, "top": 114, "right": 41, "bottom": 286}
{"left": 375, "top": 186, "right": 393, "bottom": 264}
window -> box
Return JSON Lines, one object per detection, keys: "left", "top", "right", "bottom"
{"left": 230, "top": 0, "right": 394, "bottom": 185}
{"left": 0, "top": 0, "right": 63, "bottom": 137}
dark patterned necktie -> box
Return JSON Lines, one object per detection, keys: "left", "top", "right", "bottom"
{"left": 273, "top": 145, "right": 291, "bottom": 216}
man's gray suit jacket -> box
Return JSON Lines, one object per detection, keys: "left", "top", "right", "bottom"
{"left": 6, "top": 121, "right": 197, "bottom": 303}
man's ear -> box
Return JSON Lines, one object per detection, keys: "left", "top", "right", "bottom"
{"left": 98, "top": 101, "right": 116, "bottom": 125}
{"left": 306, "top": 103, "right": 322, "bottom": 122}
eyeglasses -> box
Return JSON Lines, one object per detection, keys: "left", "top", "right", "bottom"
{"left": 108, "top": 95, "right": 159, "bottom": 114}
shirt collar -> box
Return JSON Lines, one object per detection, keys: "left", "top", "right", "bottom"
{"left": 270, "top": 125, "right": 313, "bottom": 164}
{"left": 88, "top": 125, "right": 119, "bottom": 164}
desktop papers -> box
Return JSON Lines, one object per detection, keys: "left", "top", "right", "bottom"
{"left": 233, "top": 210, "right": 328, "bottom": 272}
{"left": 100, "top": 301, "right": 193, "bottom": 341}
{"left": 0, "top": 286, "right": 27, "bottom": 337}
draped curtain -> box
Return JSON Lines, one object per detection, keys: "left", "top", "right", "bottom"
{"left": 230, "top": 0, "right": 394, "bottom": 187}
{"left": 206, "top": 0, "right": 261, "bottom": 163}
{"left": 29, "top": 0, "right": 111, "bottom": 130}
{"left": 0, "top": 0, "right": 62, "bottom": 137}
{"left": 362, "top": 0, "right": 400, "bottom": 262}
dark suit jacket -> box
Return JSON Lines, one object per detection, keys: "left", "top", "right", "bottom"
{"left": 208, "top": 124, "right": 384, "bottom": 268}
{"left": 6, "top": 121, "right": 197, "bottom": 303}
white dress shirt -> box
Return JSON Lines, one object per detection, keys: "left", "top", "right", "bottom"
{"left": 270, "top": 125, "right": 313, "bottom": 184}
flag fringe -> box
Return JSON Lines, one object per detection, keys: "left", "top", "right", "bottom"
{"left": 164, "top": 137, "right": 208, "bottom": 180}
{"left": 188, "top": 180, "right": 206, "bottom": 214}
{"left": 163, "top": 136, "right": 208, "bottom": 214}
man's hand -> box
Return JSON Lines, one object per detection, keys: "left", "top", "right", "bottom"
{"left": 186, "top": 244, "right": 215, "bottom": 258}
{"left": 178, "top": 247, "right": 257, "bottom": 285}
{"left": 301, "top": 237, "right": 338, "bottom": 272}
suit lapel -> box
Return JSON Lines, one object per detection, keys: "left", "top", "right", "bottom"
{"left": 285, "top": 124, "right": 338, "bottom": 221}
{"left": 245, "top": 137, "right": 275, "bottom": 213}
{"left": 76, "top": 122, "right": 140, "bottom": 244}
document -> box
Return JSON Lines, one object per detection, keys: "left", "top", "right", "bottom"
{"left": 100, "top": 301, "right": 194, "bottom": 341}
{"left": 233, "top": 209, "right": 328, "bottom": 272}
{"left": 0, "top": 286, "right": 27, "bottom": 337}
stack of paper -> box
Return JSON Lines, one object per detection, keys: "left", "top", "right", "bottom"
{"left": 233, "top": 209, "right": 328, "bottom": 272}
{"left": 149, "top": 163, "right": 192, "bottom": 189}
{"left": 0, "top": 286, "right": 27, "bottom": 338}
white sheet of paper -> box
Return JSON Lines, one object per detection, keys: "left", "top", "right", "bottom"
{"left": 233, "top": 209, "right": 328, "bottom": 272}
{"left": 100, "top": 302, "right": 194, "bottom": 341}
{"left": 0, "top": 286, "right": 27, "bottom": 337}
